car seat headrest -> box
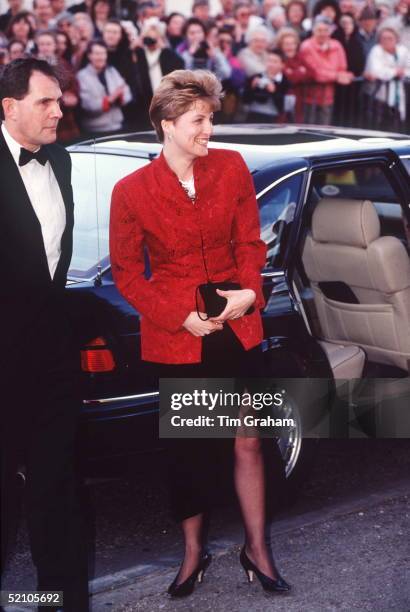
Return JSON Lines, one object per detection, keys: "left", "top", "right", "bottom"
{"left": 312, "top": 198, "right": 380, "bottom": 248}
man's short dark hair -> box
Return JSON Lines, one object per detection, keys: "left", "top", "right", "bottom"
{"left": 35, "top": 28, "right": 58, "bottom": 42}
{"left": 182, "top": 16, "right": 207, "bottom": 37}
{"left": 86, "top": 39, "right": 108, "bottom": 55}
{"left": 137, "top": 0, "right": 158, "bottom": 15}
{"left": 0, "top": 57, "right": 61, "bottom": 120}
{"left": 267, "top": 48, "right": 284, "bottom": 61}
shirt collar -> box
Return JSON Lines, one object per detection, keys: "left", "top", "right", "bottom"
{"left": 152, "top": 150, "right": 206, "bottom": 204}
{"left": 87, "top": 64, "right": 104, "bottom": 76}
{"left": 156, "top": 149, "right": 203, "bottom": 179}
{"left": 310, "top": 38, "right": 333, "bottom": 52}
{"left": 1, "top": 122, "right": 41, "bottom": 166}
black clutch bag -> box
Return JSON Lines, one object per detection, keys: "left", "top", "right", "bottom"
{"left": 196, "top": 282, "right": 255, "bottom": 321}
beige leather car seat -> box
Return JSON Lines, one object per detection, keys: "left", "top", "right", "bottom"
{"left": 302, "top": 198, "right": 410, "bottom": 372}
{"left": 318, "top": 340, "right": 365, "bottom": 381}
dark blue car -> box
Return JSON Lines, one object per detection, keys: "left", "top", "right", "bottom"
{"left": 67, "top": 124, "right": 410, "bottom": 495}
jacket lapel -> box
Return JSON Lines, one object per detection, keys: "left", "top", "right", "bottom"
{"left": 0, "top": 129, "right": 51, "bottom": 280}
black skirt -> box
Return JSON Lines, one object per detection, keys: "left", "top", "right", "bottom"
{"left": 146, "top": 326, "right": 278, "bottom": 522}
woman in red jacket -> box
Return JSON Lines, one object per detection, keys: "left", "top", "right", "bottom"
{"left": 109, "top": 69, "right": 290, "bottom": 598}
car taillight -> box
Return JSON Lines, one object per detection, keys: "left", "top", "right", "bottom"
{"left": 81, "top": 337, "right": 116, "bottom": 373}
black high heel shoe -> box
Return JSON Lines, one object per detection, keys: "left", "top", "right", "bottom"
{"left": 168, "top": 552, "right": 212, "bottom": 597}
{"left": 240, "top": 547, "right": 291, "bottom": 593}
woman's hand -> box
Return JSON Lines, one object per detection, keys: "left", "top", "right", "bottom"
{"left": 61, "top": 91, "right": 78, "bottom": 107}
{"left": 207, "top": 42, "right": 216, "bottom": 58}
{"left": 188, "top": 42, "right": 200, "bottom": 55}
{"left": 210, "top": 289, "right": 256, "bottom": 323}
{"left": 182, "top": 311, "right": 223, "bottom": 337}
{"left": 129, "top": 33, "right": 143, "bottom": 50}
{"left": 108, "top": 85, "right": 125, "bottom": 105}
{"left": 337, "top": 71, "right": 354, "bottom": 85}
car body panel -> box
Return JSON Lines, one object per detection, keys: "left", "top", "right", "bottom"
{"left": 66, "top": 124, "right": 410, "bottom": 468}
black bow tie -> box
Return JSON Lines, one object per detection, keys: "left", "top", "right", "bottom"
{"left": 19, "top": 147, "right": 48, "bottom": 167}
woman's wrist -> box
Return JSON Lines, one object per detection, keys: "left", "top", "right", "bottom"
{"left": 243, "top": 288, "right": 256, "bottom": 303}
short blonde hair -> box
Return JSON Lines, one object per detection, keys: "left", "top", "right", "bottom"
{"left": 275, "top": 26, "right": 301, "bottom": 50}
{"left": 377, "top": 25, "right": 400, "bottom": 42}
{"left": 245, "top": 24, "right": 274, "bottom": 45}
{"left": 140, "top": 16, "right": 167, "bottom": 41}
{"left": 149, "top": 69, "right": 223, "bottom": 142}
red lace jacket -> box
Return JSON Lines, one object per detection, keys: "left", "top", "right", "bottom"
{"left": 109, "top": 148, "right": 267, "bottom": 364}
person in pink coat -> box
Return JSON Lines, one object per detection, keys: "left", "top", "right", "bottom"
{"left": 299, "top": 15, "right": 354, "bottom": 124}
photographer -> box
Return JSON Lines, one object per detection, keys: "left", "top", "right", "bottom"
{"left": 244, "top": 48, "right": 290, "bottom": 122}
{"left": 132, "top": 17, "right": 184, "bottom": 129}
{"left": 180, "top": 17, "right": 231, "bottom": 82}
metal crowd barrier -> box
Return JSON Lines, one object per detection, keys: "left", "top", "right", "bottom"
{"left": 284, "top": 77, "right": 410, "bottom": 134}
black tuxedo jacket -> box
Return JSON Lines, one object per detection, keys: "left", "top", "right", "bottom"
{"left": 0, "top": 129, "right": 74, "bottom": 357}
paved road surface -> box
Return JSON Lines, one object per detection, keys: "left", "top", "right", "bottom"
{"left": 2, "top": 440, "right": 410, "bottom": 611}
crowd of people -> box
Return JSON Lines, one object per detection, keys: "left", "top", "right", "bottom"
{"left": 0, "top": 0, "right": 409, "bottom": 140}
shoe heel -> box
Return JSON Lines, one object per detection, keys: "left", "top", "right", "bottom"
{"left": 239, "top": 547, "right": 290, "bottom": 593}
{"left": 246, "top": 569, "right": 254, "bottom": 583}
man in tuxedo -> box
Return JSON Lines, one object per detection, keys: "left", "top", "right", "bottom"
{"left": 0, "top": 58, "right": 88, "bottom": 611}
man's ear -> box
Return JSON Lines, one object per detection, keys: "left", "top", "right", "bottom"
{"left": 2, "top": 97, "right": 17, "bottom": 121}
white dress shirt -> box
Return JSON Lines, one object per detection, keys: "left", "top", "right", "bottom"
{"left": 1, "top": 123, "right": 66, "bottom": 279}
{"left": 145, "top": 48, "right": 162, "bottom": 93}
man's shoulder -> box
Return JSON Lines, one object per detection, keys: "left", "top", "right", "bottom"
{"left": 47, "top": 141, "right": 70, "bottom": 159}
{"left": 46, "top": 142, "right": 72, "bottom": 175}
{"left": 161, "top": 47, "right": 184, "bottom": 67}
{"left": 161, "top": 47, "right": 178, "bottom": 58}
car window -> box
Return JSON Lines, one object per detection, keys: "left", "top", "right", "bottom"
{"left": 310, "top": 163, "right": 408, "bottom": 245}
{"left": 315, "top": 165, "right": 398, "bottom": 202}
{"left": 69, "top": 153, "right": 150, "bottom": 279}
{"left": 400, "top": 157, "right": 410, "bottom": 176}
{"left": 258, "top": 173, "right": 303, "bottom": 270}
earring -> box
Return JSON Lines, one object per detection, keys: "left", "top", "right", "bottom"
{"left": 167, "top": 133, "right": 172, "bottom": 141}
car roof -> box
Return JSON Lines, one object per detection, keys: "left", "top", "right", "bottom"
{"left": 69, "top": 124, "right": 410, "bottom": 173}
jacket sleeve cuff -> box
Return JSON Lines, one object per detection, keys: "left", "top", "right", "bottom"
{"left": 240, "top": 276, "right": 265, "bottom": 310}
